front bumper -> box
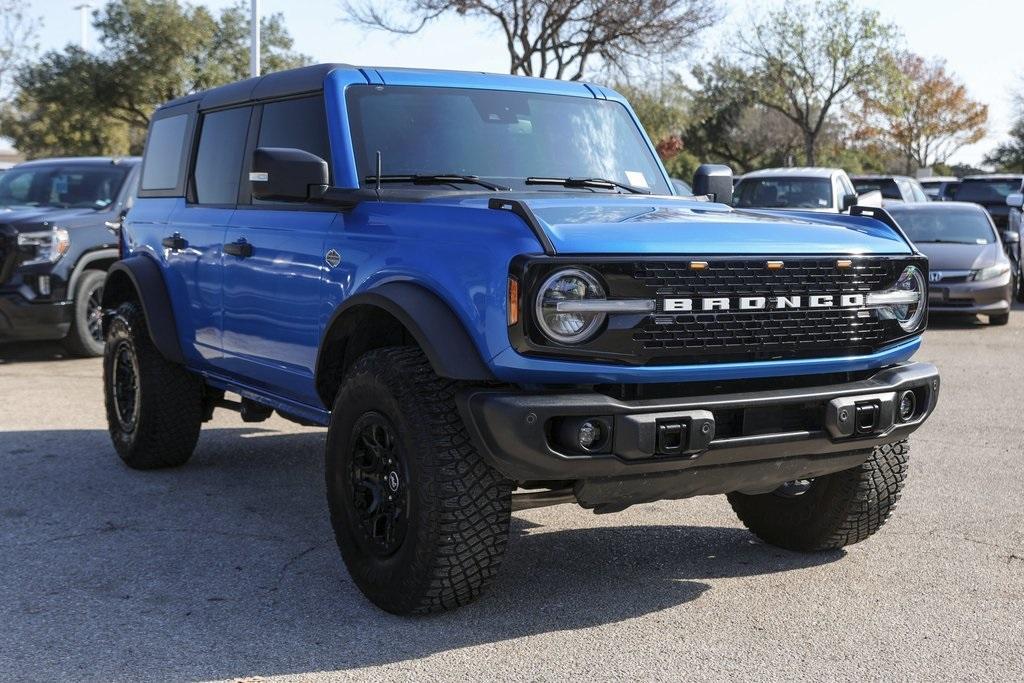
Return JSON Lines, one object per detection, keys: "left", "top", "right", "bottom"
{"left": 458, "top": 362, "right": 939, "bottom": 505}
{"left": 929, "top": 273, "right": 1012, "bottom": 315}
{"left": 0, "top": 292, "right": 73, "bottom": 342}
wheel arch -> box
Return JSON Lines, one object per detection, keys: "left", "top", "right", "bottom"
{"left": 68, "top": 248, "right": 120, "bottom": 296}
{"left": 315, "top": 282, "right": 496, "bottom": 407}
{"left": 101, "top": 255, "right": 185, "bottom": 364}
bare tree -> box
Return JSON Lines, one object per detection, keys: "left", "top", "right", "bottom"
{"left": 0, "top": 0, "right": 40, "bottom": 104}
{"left": 343, "top": 0, "right": 721, "bottom": 81}
{"left": 734, "top": 0, "right": 898, "bottom": 166}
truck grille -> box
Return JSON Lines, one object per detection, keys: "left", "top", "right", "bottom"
{"left": 514, "top": 256, "right": 925, "bottom": 366}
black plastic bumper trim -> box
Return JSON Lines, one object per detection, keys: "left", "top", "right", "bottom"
{"left": 457, "top": 361, "right": 940, "bottom": 481}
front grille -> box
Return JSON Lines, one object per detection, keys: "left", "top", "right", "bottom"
{"left": 514, "top": 255, "right": 924, "bottom": 366}
{"left": 630, "top": 258, "right": 895, "bottom": 295}
{"left": 633, "top": 309, "right": 887, "bottom": 361}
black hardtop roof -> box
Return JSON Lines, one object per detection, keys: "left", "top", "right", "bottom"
{"left": 16, "top": 156, "right": 141, "bottom": 167}
{"left": 158, "top": 63, "right": 350, "bottom": 112}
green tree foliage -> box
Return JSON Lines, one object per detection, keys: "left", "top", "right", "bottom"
{"left": 1, "top": 0, "right": 309, "bottom": 157}
{"left": 984, "top": 118, "right": 1024, "bottom": 173}
{"left": 615, "top": 76, "right": 698, "bottom": 180}
{"left": 730, "top": 0, "right": 898, "bottom": 166}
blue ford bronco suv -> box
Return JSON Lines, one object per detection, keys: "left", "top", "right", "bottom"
{"left": 102, "top": 64, "right": 940, "bottom": 614}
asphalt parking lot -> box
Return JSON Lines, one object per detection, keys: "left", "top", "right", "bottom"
{"left": 1, "top": 309, "right": 1022, "bottom": 682}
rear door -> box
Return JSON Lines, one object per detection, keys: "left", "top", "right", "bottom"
{"left": 218, "top": 95, "right": 337, "bottom": 405}
{"left": 161, "top": 105, "right": 252, "bottom": 361}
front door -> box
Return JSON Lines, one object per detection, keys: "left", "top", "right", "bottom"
{"left": 214, "top": 95, "right": 337, "bottom": 406}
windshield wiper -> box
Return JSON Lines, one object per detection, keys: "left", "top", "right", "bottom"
{"left": 915, "top": 239, "right": 982, "bottom": 245}
{"left": 364, "top": 174, "right": 510, "bottom": 192}
{"left": 525, "top": 176, "right": 651, "bottom": 195}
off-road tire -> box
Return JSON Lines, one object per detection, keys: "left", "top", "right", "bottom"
{"left": 64, "top": 269, "right": 106, "bottom": 357}
{"left": 989, "top": 312, "right": 1010, "bottom": 326}
{"left": 727, "top": 441, "right": 910, "bottom": 551}
{"left": 325, "top": 346, "right": 513, "bottom": 615}
{"left": 103, "top": 301, "right": 203, "bottom": 469}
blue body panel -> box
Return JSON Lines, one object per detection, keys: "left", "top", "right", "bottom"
{"left": 126, "top": 66, "right": 924, "bottom": 415}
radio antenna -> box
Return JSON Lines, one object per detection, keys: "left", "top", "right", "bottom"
{"left": 375, "top": 150, "right": 382, "bottom": 201}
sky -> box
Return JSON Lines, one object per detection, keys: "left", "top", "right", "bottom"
{"left": 24, "top": 0, "right": 1024, "bottom": 166}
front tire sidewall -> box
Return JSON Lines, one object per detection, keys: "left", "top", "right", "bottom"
{"left": 66, "top": 270, "right": 106, "bottom": 357}
{"left": 326, "top": 370, "right": 432, "bottom": 612}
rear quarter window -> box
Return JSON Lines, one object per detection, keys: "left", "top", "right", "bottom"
{"left": 140, "top": 114, "right": 190, "bottom": 193}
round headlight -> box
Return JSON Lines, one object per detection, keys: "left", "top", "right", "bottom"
{"left": 893, "top": 265, "right": 926, "bottom": 331}
{"left": 534, "top": 269, "right": 606, "bottom": 344}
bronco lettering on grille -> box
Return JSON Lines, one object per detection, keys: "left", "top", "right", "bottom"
{"left": 662, "top": 294, "right": 867, "bottom": 312}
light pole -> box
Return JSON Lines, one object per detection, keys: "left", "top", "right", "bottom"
{"left": 250, "top": 0, "right": 261, "bottom": 78}
{"left": 73, "top": 2, "right": 92, "bottom": 51}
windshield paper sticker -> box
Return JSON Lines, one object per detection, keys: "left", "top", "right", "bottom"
{"left": 625, "top": 171, "right": 649, "bottom": 189}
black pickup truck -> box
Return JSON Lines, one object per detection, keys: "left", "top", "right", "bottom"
{"left": 0, "top": 157, "right": 140, "bottom": 356}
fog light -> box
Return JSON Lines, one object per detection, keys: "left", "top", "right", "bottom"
{"left": 578, "top": 421, "right": 601, "bottom": 449}
{"left": 898, "top": 390, "right": 917, "bottom": 422}
{"left": 555, "top": 416, "right": 612, "bottom": 454}
{"left": 37, "top": 275, "right": 51, "bottom": 296}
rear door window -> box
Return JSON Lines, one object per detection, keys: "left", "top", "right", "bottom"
{"left": 192, "top": 106, "right": 252, "bottom": 205}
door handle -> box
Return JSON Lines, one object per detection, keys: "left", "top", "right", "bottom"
{"left": 223, "top": 239, "right": 253, "bottom": 258}
{"left": 161, "top": 233, "right": 187, "bottom": 250}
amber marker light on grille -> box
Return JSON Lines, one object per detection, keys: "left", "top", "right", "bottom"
{"left": 767, "top": 260, "right": 784, "bottom": 270}
{"left": 837, "top": 259, "right": 853, "bottom": 268}
{"left": 689, "top": 261, "right": 708, "bottom": 270}
{"left": 507, "top": 277, "right": 520, "bottom": 325}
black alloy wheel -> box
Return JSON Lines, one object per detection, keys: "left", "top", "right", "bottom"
{"left": 111, "top": 338, "right": 141, "bottom": 434}
{"left": 347, "top": 411, "right": 409, "bottom": 557}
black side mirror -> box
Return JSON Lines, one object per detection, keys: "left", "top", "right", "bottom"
{"left": 692, "top": 164, "right": 733, "bottom": 205}
{"left": 841, "top": 193, "right": 858, "bottom": 211}
{"left": 250, "top": 147, "right": 329, "bottom": 201}
{"left": 1001, "top": 229, "right": 1020, "bottom": 245}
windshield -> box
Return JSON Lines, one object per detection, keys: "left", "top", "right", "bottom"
{"left": 889, "top": 208, "right": 996, "bottom": 244}
{"left": 345, "top": 85, "right": 670, "bottom": 194}
{"left": 954, "top": 178, "right": 1023, "bottom": 203}
{"left": 0, "top": 164, "right": 128, "bottom": 210}
{"left": 733, "top": 177, "right": 833, "bottom": 209}
{"left": 853, "top": 178, "right": 901, "bottom": 200}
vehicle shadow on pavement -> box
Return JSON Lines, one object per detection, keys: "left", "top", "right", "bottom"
{"left": 0, "top": 427, "right": 843, "bottom": 680}
{"left": 0, "top": 341, "right": 76, "bottom": 364}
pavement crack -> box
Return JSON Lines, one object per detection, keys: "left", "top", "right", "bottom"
{"left": 270, "top": 542, "right": 326, "bottom": 593}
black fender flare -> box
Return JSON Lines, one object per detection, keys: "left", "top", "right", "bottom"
{"left": 101, "top": 255, "right": 185, "bottom": 364}
{"left": 317, "top": 282, "right": 496, "bottom": 385}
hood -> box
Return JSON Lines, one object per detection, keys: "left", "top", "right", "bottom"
{"left": 914, "top": 241, "right": 1005, "bottom": 271}
{"left": 0, "top": 205, "right": 105, "bottom": 232}
{"left": 446, "top": 194, "right": 912, "bottom": 255}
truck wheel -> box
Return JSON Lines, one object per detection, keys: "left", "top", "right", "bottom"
{"left": 989, "top": 312, "right": 1010, "bottom": 326}
{"left": 727, "top": 441, "right": 910, "bottom": 551}
{"left": 64, "top": 269, "right": 107, "bottom": 357}
{"left": 103, "top": 301, "right": 203, "bottom": 469}
{"left": 325, "top": 347, "right": 512, "bottom": 615}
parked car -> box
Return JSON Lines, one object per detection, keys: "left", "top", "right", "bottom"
{"left": 670, "top": 177, "right": 692, "bottom": 195}
{"left": 888, "top": 202, "right": 1014, "bottom": 324}
{"left": 1005, "top": 190, "right": 1023, "bottom": 302}
{"left": 0, "top": 157, "right": 140, "bottom": 355}
{"left": 732, "top": 167, "right": 869, "bottom": 212}
{"left": 102, "top": 64, "right": 939, "bottom": 614}
{"left": 919, "top": 176, "right": 960, "bottom": 201}
{"left": 953, "top": 174, "right": 1024, "bottom": 230}
{"left": 851, "top": 174, "right": 930, "bottom": 204}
